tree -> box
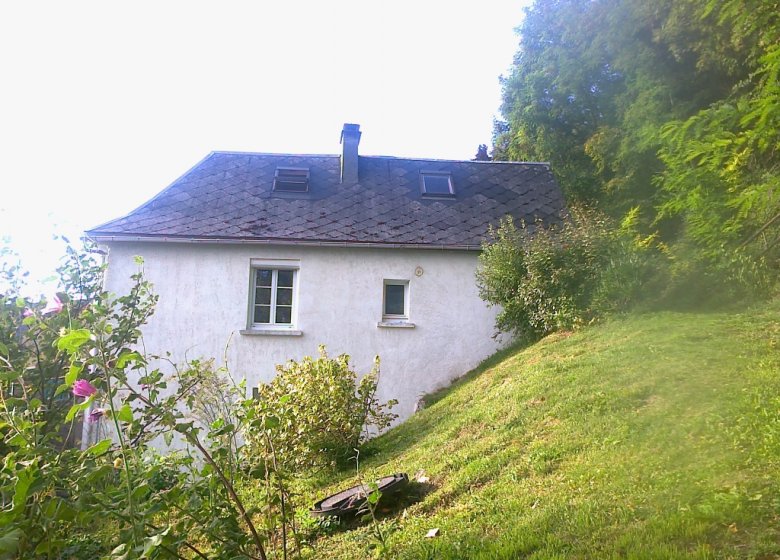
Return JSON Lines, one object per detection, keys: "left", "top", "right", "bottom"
{"left": 496, "top": 0, "right": 779, "bottom": 274}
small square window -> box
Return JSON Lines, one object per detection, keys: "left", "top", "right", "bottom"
{"left": 420, "top": 172, "right": 454, "bottom": 197}
{"left": 382, "top": 280, "right": 409, "bottom": 320}
{"left": 273, "top": 167, "right": 309, "bottom": 192}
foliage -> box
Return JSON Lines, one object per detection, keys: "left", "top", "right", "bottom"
{"left": 654, "top": 240, "right": 775, "bottom": 310}
{"left": 249, "top": 347, "right": 397, "bottom": 472}
{"left": 476, "top": 206, "right": 657, "bottom": 338}
{"left": 657, "top": 40, "right": 780, "bottom": 264}
{"left": 0, "top": 242, "right": 103, "bottom": 436}
{"left": 187, "top": 358, "right": 243, "bottom": 475}
{"left": 0, "top": 242, "right": 274, "bottom": 559}
{"left": 496, "top": 0, "right": 757, "bottom": 211}
{"left": 496, "top": 0, "right": 780, "bottom": 280}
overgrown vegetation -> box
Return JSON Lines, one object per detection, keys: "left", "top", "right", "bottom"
{"left": 476, "top": 206, "right": 657, "bottom": 339}
{"left": 495, "top": 0, "right": 780, "bottom": 275}
{"left": 476, "top": 203, "right": 775, "bottom": 339}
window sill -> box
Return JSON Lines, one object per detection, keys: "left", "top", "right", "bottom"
{"left": 377, "top": 321, "right": 416, "bottom": 329}
{"left": 240, "top": 329, "right": 303, "bottom": 337}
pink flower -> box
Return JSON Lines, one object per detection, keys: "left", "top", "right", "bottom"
{"left": 42, "top": 295, "right": 63, "bottom": 315}
{"left": 87, "top": 408, "right": 105, "bottom": 423}
{"left": 21, "top": 295, "right": 63, "bottom": 318}
{"left": 72, "top": 379, "right": 97, "bottom": 398}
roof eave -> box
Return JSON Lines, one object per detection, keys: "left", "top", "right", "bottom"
{"left": 85, "top": 233, "right": 483, "bottom": 252}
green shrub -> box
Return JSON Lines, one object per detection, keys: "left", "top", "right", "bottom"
{"left": 476, "top": 206, "right": 658, "bottom": 339}
{"left": 249, "top": 346, "right": 397, "bottom": 471}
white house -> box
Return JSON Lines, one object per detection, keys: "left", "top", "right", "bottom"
{"left": 87, "top": 124, "right": 563, "bottom": 421}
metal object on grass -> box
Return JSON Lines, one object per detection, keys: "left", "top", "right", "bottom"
{"left": 310, "top": 473, "right": 409, "bottom": 517}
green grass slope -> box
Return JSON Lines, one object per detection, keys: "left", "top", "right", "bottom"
{"left": 305, "top": 302, "right": 780, "bottom": 559}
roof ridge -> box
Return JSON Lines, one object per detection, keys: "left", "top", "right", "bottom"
{"left": 207, "top": 151, "right": 550, "bottom": 166}
{"left": 360, "top": 155, "right": 551, "bottom": 166}
{"left": 211, "top": 150, "right": 340, "bottom": 158}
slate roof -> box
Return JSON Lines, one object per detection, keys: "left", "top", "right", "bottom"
{"left": 87, "top": 152, "right": 564, "bottom": 250}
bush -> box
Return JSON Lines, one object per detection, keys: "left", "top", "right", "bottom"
{"left": 249, "top": 346, "right": 397, "bottom": 471}
{"left": 476, "top": 206, "right": 658, "bottom": 339}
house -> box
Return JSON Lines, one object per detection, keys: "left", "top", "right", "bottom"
{"left": 87, "top": 124, "right": 564, "bottom": 421}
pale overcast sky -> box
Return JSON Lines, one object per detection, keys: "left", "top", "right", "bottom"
{"left": 0, "top": 0, "right": 528, "bottom": 291}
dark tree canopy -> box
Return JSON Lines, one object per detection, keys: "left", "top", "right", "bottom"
{"left": 473, "top": 144, "right": 492, "bottom": 161}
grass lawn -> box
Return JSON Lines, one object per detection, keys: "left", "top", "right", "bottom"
{"left": 292, "top": 301, "right": 780, "bottom": 559}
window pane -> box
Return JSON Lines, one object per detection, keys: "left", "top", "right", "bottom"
{"left": 275, "top": 306, "right": 292, "bottom": 324}
{"left": 277, "top": 269, "right": 294, "bottom": 287}
{"left": 277, "top": 287, "right": 293, "bottom": 306}
{"left": 423, "top": 175, "right": 452, "bottom": 194}
{"left": 256, "top": 269, "right": 273, "bottom": 287}
{"left": 274, "top": 179, "right": 309, "bottom": 192}
{"left": 255, "top": 287, "right": 271, "bottom": 305}
{"left": 274, "top": 168, "right": 310, "bottom": 192}
{"left": 250, "top": 266, "right": 298, "bottom": 327}
{"left": 254, "top": 305, "right": 270, "bottom": 324}
{"left": 385, "top": 284, "right": 405, "bottom": 315}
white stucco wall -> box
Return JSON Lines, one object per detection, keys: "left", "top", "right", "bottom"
{"left": 102, "top": 242, "right": 502, "bottom": 422}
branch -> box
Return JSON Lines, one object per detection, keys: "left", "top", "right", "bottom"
{"left": 738, "top": 209, "right": 780, "bottom": 249}
{"left": 185, "top": 432, "right": 268, "bottom": 560}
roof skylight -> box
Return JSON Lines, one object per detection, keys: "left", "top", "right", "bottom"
{"left": 420, "top": 172, "right": 455, "bottom": 197}
{"left": 273, "top": 167, "right": 310, "bottom": 192}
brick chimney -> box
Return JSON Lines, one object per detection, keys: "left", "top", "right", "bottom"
{"left": 340, "top": 123, "right": 361, "bottom": 184}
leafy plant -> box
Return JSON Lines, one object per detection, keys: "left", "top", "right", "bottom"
{"left": 354, "top": 450, "right": 398, "bottom": 559}
{"left": 476, "top": 206, "right": 657, "bottom": 339}
{"left": 657, "top": 36, "right": 780, "bottom": 269}
{"left": 0, "top": 242, "right": 274, "bottom": 559}
{"left": 249, "top": 347, "right": 398, "bottom": 472}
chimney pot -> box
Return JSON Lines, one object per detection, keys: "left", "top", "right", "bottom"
{"left": 340, "top": 123, "right": 361, "bottom": 184}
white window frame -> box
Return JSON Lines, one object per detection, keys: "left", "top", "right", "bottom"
{"left": 246, "top": 259, "right": 300, "bottom": 332}
{"left": 382, "top": 279, "right": 410, "bottom": 321}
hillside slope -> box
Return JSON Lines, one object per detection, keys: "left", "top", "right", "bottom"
{"left": 306, "top": 303, "right": 780, "bottom": 559}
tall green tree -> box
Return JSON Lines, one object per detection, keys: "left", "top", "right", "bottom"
{"left": 496, "top": 0, "right": 776, "bottom": 259}
{"left": 657, "top": 0, "right": 780, "bottom": 260}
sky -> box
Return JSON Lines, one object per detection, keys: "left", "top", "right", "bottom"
{"left": 0, "top": 0, "right": 528, "bottom": 293}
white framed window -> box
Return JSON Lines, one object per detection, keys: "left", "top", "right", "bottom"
{"left": 382, "top": 279, "right": 409, "bottom": 321}
{"left": 378, "top": 279, "right": 414, "bottom": 328}
{"left": 247, "top": 261, "right": 299, "bottom": 332}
